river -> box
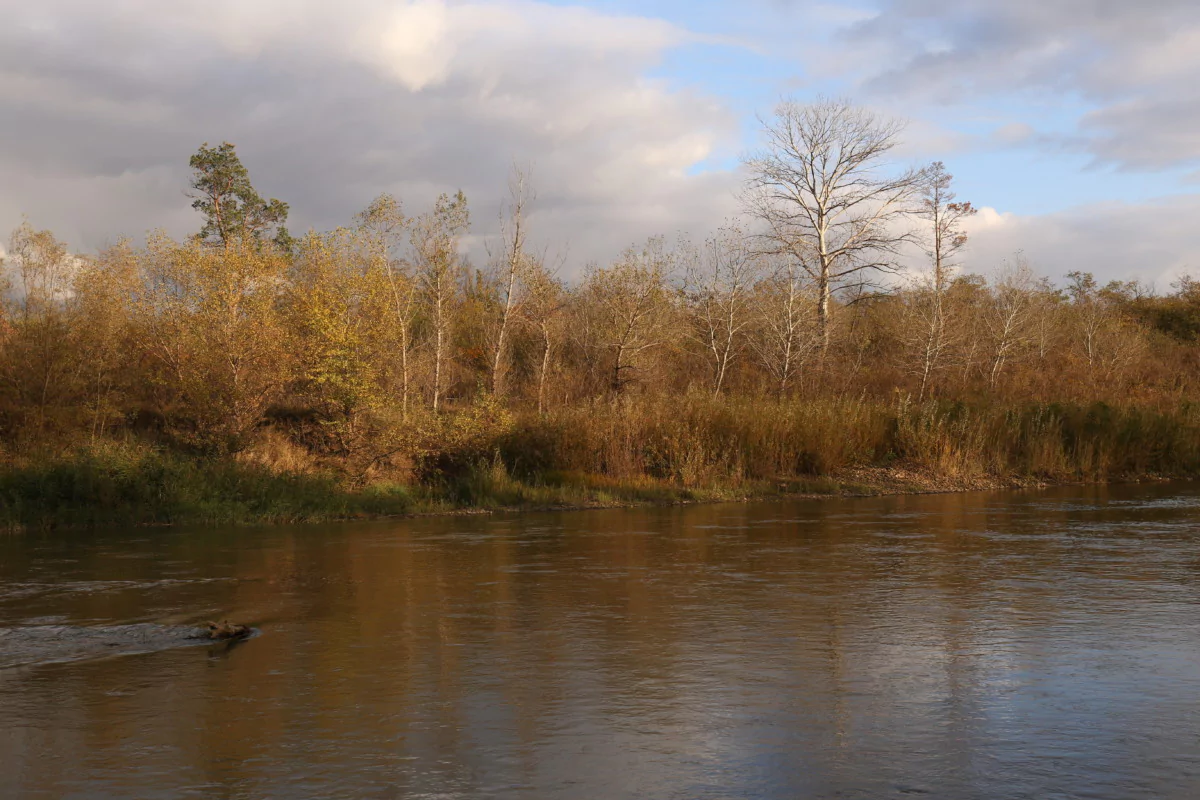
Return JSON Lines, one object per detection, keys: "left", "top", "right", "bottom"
{"left": 2, "top": 483, "right": 1200, "bottom": 798}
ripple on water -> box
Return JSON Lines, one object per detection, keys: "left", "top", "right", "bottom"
{"left": 0, "top": 577, "right": 238, "bottom": 602}
{"left": 0, "top": 623, "right": 221, "bottom": 670}
{"left": 2, "top": 484, "right": 1199, "bottom": 799}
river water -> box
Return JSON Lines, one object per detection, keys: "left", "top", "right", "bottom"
{"left": 2, "top": 483, "right": 1200, "bottom": 799}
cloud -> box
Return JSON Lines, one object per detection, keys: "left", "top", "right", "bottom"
{"left": 4, "top": 0, "right": 1200, "bottom": 291}
{"left": 0, "top": 0, "right": 740, "bottom": 272}
{"left": 1081, "top": 96, "right": 1200, "bottom": 171}
{"left": 962, "top": 196, "right": 1200, "bottom": 288}
{"left": 835, "top": 0, "right": 1200, "bottom": 171}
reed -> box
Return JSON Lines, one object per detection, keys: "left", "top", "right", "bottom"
{"left": 489, "top": 395, "right": 1200, "bottom": 488}
{"left": 3, "top": 396, "right": 1197, "bottom": 530}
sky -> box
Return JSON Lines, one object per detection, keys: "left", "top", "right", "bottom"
{"left": 3, "top": 0, "right": 1200, "bottom": 286}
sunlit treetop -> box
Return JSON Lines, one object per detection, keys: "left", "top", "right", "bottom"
{"left": 189, "top": 142, "right": 292, "bottom": 252}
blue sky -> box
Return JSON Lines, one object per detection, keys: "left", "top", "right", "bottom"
{"left": 579, "top": 0, "right": 1196, "bottom": 213}
{"left": 3, "top": 0, "right": 1200, "bottom": 283}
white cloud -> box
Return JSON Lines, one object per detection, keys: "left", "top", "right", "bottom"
{"left": 962, "top": 196, "right": 1200, "bottom": 288}
{"left": 362, "top": 1, "right": 455, "bottom": 90}
{"left": 0, "top": 0, "right": 737, "bottom": 273}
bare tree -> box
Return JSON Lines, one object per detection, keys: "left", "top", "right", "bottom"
{"left": 749, "top": 254, "right": 819, "bottom": 396}
{"left": 907, "top": 161, "right": 976, "bottom": 399}
{"left": 987, "top": 256, "right": 1038, "bottom": 389}
{"left": 579, "top": 237, "right": 676, "bottom": 393}
{"left": 685, "top": 223, "right": 761, "bottom": 395}
{"left": 1066, "top": 272, "right": 1147, "bottom": 390}
{"left": 487, "top": 164, "right": 534, "bottom": 397}
{"left": 519, "top": 253, "right": 567, "bottom": 414}
{"left": 742, "top": 98, "right": 923, "bottom": 353}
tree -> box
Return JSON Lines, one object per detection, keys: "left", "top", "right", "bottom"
{"left": 356, "top": 193, "right": 418, "bottom": 418}
{"left": 73, "top": 240, "right": 138, "bottom": 440}
{"left": 1066, "top": 271, "right": 1147, "bottom": 391}
{"left": 519, "top": 255, "right": 567, "bottom": 414}
{"left": 987, "top": 257, "right": 1038, "bottom": 389}
{"left": 289, "top": 228, "right": 394, "bottom": 467}
{"left": 411, "top": 191, "right": 470, "bottom": 413}
{"left": 748, "top": 255, "right": 820, "bottom": 397}
{"left": 0, "top": 222, "right": 79, "bottom": 436}
{"left": 189, "top": 142, "right": 292, "bottom": 251}
{"left": 685, "top": 224, "right": 761, "bottom": 395}
{"left": 487, "top": 164, "right": 534, "bottom": 397}
{"left": 743, "top": 98, "right": 923, "bottom": 353}
{"left": 134, "top": 235, "right": 293, "bottom": 453}
{"left": 907, "top": 162, "right": 976, "bottom": 400}
{"left": 579, "top": 237, "right": 676, "bottom": 393}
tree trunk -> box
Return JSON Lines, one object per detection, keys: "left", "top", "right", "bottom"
{"left": 817, "top": 273, "right": 832, "bottom": 355}
{"left": 492, "top": 259, "right": 519, "bottom": 396}
{"left": 433, "top": 297, "right": 444, "bottom": 413}
{"left": 611, "top": 344, "right": 625, "bottom": 393}
{"left": 537, "top": 327, "right": 552, "bottom": 415}
{"left": 400, "top": 325, "right": 410, "bottom": 419}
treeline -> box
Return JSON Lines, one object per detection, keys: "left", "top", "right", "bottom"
{"left": 2, "top": 101, "right": 1199, "bottom": 524}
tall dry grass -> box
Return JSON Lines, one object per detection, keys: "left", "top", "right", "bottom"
{"left": 481, "top": 394, "right": 1200, "bottom": 489}
{"left": 5, "top": 395, "right": 1198, "bottom": 529}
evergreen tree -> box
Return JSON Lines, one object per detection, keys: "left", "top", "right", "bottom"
{"left": 188, "top": 142, "right": 292, "bottom": 250}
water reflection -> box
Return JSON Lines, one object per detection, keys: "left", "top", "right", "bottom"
{"left": 2, "top": 483, "right": 1200, "bottom": 798}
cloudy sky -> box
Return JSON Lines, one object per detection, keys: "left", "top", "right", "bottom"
{"left": 3, "top": 0, "right": 1199, "bottom": 285}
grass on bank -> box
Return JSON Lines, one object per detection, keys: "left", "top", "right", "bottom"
{"left": 3, "top": 397, "right": 1199, "bottom": 530}
{"left": 0, "top": 444, "right": 418, "bottom": 529}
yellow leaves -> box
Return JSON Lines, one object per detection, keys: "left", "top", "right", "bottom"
{"left": 288, "top": 228, "right": 407, "bottom": 429}
{"left": 124, "top": 235, "right": 295, "bottom": 451}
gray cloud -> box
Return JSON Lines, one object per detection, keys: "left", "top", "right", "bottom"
{"left": 4, "top": 0, "right": 1200, "bottom": 291}
{"left": 840, "top": 0, "right": 1200, "bottom": 171}
{"left": 0, "top": 0, "right": 742, "bottom": 273}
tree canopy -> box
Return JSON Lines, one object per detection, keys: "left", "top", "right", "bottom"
{"left": 189, "top": 142, "right": 292, "bottom": 251}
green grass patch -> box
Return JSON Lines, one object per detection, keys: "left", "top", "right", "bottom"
{"left": 0, "top": 444, "right": 416, "bottom": 529}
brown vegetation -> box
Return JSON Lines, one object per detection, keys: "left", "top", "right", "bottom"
{"left": 2, "top": 104, "right": 1199, "bottom": 527}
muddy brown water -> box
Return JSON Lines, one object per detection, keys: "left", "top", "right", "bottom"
{"left": 2, "top": 483, "right": 1200, "bottom": 799}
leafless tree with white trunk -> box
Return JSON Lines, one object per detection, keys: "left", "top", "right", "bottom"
{"left": 906, "top": 161, "right": 976, "bottom": 400}
{"left": 987, "top": 256, "right": 1038, "bottom": 388}
{"left": 1065, "top": 271, "right": 1147, "bottom": 388}
{"left": 684, "top": 223, "right": 762, "bottom": 395}
{"left": 519, "top": 253, "right": 567, "bottom": 414}
{"left": 749, "top": 254, "right": 820, "bottom": 397}
{"left": 487, "top": 163, "right": 534, "bottom": 398}
{"left": 742, "top": 97, "right": 924, "bottom": 354}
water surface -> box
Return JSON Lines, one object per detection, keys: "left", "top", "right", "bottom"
{"left": 3, "top": 483, "right": 1200, "bottom": 798}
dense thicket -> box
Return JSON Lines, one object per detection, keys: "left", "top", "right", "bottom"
{"left": 3, "top": 113, "right": 1199, "bottom": 524}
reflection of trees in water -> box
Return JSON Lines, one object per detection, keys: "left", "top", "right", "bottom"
{"left": 2, "top": 482, "right": 1198, "bottom": 796}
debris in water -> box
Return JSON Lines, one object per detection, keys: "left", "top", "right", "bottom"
{"left": 205, "top": 620, "right": 251, "bottom": 640}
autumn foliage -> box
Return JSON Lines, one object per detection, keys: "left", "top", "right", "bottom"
{"left": 2, "top": 129, "right": 1199, "bottom": 525}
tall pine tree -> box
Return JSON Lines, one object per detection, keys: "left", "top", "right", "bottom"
{"left": 188, "top": 142, "right": 292, "bottom": 251}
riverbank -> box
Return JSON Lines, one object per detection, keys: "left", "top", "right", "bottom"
{"left": 4, "top": 398, "right": 1198, "bottom": 531}
{"left": 0, "top": 441, "right": 1186, "bottom": 531}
